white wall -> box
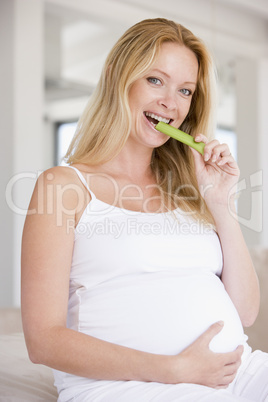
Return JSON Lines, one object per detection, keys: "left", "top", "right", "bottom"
{"left": 0, "top": 0, "right": 50, "bottom": 307}
{"left": 0, "top": 0, "right": 15, "bottom": 307}
{"left": 236, "top": 59, "right": 268, "bottom": 246}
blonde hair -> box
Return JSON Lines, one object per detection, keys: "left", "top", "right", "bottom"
{"left": 65, "top": 18, "right": 217, "bottom": 224}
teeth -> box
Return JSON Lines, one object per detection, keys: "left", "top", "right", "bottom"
{"left": 145, "top": 112, "right": 171, "bottom": 124}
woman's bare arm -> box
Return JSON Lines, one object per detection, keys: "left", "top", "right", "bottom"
{"left": 192, "top": 137, "right": 260, "bottom": 327}
{"left": 211, "top": 201, "right": 260, "bottom": 327}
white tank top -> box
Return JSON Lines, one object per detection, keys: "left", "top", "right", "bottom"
{"left": 53, "top": 165, "right": 249, "bottom": 400}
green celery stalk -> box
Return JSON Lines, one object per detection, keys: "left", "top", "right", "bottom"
{"left": 156, "top": 122, "right": 205, "bottom": 155}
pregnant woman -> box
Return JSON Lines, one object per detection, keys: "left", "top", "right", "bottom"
{"left": 21, "top": 18, "right": 268, "bottom": 401}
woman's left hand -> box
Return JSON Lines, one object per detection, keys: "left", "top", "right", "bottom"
{"left": 191, "top": 134, "right": 240, "bottom": 209}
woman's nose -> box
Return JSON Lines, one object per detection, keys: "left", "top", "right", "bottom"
{"left": 159, "top": 91, "right": 177, "bottom": 110}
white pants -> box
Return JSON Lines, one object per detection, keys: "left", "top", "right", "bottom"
{"left": 69, "top": 350, "right": 268, "bottom": 402}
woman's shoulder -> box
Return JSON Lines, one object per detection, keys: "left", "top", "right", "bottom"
{"left": 40, "top": 163, "right": 91, "bottom": 192}
{"left": 39, "top": 165, "right": 79, "bottom": 184}
{"left": 32, "top": 165, "right": 90, "bottom": 215}
{"left": 36, "top": 165, "right": 95, "bottom": 194}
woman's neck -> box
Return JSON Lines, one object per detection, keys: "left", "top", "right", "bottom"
{"left": 99, "top": 145, "right": 155, "bottom": 183}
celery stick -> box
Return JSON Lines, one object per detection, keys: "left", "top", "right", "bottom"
{"left": 156, "top": 122, "right": 205, "bottom": 155}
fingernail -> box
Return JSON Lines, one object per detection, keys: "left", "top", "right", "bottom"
{"left": 212, "top": 155, "right": 217, "bottom": 163}
{"left": 218, "top": 321, "right": 224, "bottom": 326}
{"left": 204, "top": 153, "right": 209, "bottom": 161}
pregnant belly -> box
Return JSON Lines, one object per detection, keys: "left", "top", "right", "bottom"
{"left": 76, "top": 271, "right": 247, "bottom": 355}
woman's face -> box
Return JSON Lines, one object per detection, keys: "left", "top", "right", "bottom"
{"left": 128, "top": 42, "right": 198, "bottom": 149}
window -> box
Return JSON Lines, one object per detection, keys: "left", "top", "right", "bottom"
{"left": 55, "top": 121, "right": 77, "bottom": 166}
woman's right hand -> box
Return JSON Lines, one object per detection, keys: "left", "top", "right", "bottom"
{"left": 167, "top": 321, "right": 244, "bottom": 389}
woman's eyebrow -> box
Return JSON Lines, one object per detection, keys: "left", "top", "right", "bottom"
{"left": 150, "top": 68, "right": 170, "bottom": 78}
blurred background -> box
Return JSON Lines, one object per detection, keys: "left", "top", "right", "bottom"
{"left": 1, "top": 0, "right": 268, "bottom": 307}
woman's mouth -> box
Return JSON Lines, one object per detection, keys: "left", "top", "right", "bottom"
{"left": 144, "top": 112, "right": 173, "bottom": 128}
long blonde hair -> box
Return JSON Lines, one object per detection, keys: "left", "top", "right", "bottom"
{"left": 65, "top": 18, "right": 217, "bottom": 224}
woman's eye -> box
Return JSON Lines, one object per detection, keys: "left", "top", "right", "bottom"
{"left": 147, "top": 77, "right": 161, "bottom": 85}
{"left": 180, "top": 88, "right": 192, "bottom": 96}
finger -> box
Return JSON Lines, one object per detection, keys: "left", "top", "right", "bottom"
{"left": 216, "top": 154, "right": 235, "bottom": 167}
{"left": 215, "top": 385, "right": 229, "bottom": 389}
{"left": 216, "top": 377, "right": 236, "bottom": 388}
{"left": 202, "top": 139, "right": 221, "bottom": 162}
{"left": 236, "top": 345, "right": 244, "bottom": 355}
{"left": 220, "top": 372, "right": 237, "bottom": 386}
{"left": 198, "top": 139, "right": 230, "bottom": 164}
{"left": 223, "top": 345, "right": 244, "bottom": 366}
{"left": 223, "top": 361, "right": 240, "bottom": 376}
{"left": 195, "top": 135, "right": 231, "bottom": 162}
{"left": 231, "top": 345, "right": 244, "bottom": 360}
{"left": 216, "top": 371, "right": 237, "bottom": 389}
{"left": 195, "top": 134, "right": 209, "bottom": 144}
{"left": 199, "top": 321, "right": 224, "bottom": 347}
{"left": 209, "top": 144, "right": 231, "bottom": 163}
{"left": 233, "top": 345, "right": 244, "bottom": 362}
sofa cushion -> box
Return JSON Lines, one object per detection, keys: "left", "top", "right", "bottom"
{"left": 0, "top": 333, "right": 57, "bottom": 401}
{"left": 0, "top": 308, "right": 22, "bottom": 335}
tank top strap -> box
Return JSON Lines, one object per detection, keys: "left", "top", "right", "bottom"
{"left": 66, "top": 165, "right": 96, "bottom": 200}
